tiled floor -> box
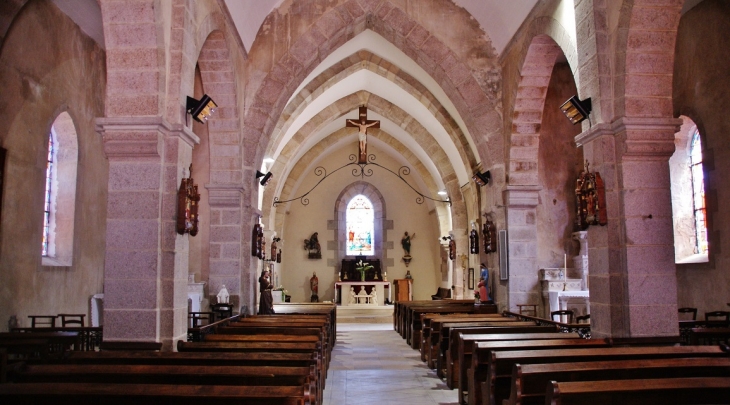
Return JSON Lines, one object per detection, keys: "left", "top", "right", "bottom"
{"left": 323, "top": 323, "right": 458, "bottom": 405}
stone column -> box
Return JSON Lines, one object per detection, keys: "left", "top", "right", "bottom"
{"left": 452, "top": 230, "right": 466, "bottom": 299}
{"left": 572, "top": 231, "right": 589, "bottom": 290}
{"left": 577, "top": 117, "right": 682, "bottom": 338}
{"left": 206, "top": 184, "right": 246, "bottom": 312}
{"left": 503, "top": 186, "right": 541, "bottom": 312}
{"left": 97, "top": 117, "right": 198, "bottom": 349}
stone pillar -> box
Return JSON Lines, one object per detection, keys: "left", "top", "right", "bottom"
{"left": 572, "top": 231, "right": 589, "bottom": 290}
{"left": 97, "top": 117, "right": 198, "bottom": 349}
{"left": 578, "top": 117, "right": 682, "bottom": 338}
{"left": 503, "top": 186, "right": 541, "bottom": 312}
{"left": 206, "top": 184, "right": 245, "bottom": 312}
{"left": 452, "top": 230, "right": 467, "bottom": 299}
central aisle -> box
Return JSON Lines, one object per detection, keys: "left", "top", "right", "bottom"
{"left": 323, "top": 323, "right": 459, "bottom": 405}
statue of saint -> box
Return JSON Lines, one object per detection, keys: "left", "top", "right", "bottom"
{"left": 401, "top": 232, "right": 415, "bottom": 255}
{"left": 310, "top": 272, "right": 319, "bottom": 303}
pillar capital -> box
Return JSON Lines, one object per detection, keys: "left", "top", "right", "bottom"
{"left": 96, "top": 117, "right": 199, "bottom": 160}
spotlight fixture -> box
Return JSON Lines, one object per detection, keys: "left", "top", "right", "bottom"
{"left": 256, "top": 170, "right": 273, "bottom": 186}
{"left": 438, "top": 190, "right": 448, "bottom": 196}
{"left": 559, "top": 95, "right": 592, "bottom": 125}
{"left": 186, "top": 94, "right": 218, "bottom": 123}
{"left": 472, "top": 170, "right": 491, "bottom": 187}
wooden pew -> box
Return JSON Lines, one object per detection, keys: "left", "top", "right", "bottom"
{"left": 228, "top": 319, "right": 331, "bottom": 366}
{"left": 49, "top": 350, "right": 325, "bottom": 404}
{"left": 544, "top": 377, "right": 730, "bottom": 405}
{"left": 272, "top": 303, "right": 336, "bottom": 347}
{"left": 10, "top": 363, "right": 316, "bottom": 405}
{"left": 467, "top": 338, "right": 609, "bottom": 405}
{"left": 394, "top": 300, "right": 475, "bottom": 337}
{"left": 0, "top": 332, "right": 80, "bottom": 358}
{"left": 408, "top": 303, "right": 498, "bottom": 349}
{"left": 419, "top": 314, "right": 511, "bottom": 362}
{"left": 506, "top": 357, "right": 730, "bottom": 405}
{"left": 479, "top": 345, "right": 727, "bottom": 405}
{"left": 451, "top": 333, "right": 577, "bottom": 404}
{"left": 432, "top": 323, "right": 552, "bottom": 373}
{"left": 0, "top": 382, "right": 312, "bottom": 405}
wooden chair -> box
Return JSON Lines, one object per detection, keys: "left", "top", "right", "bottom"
{"left": 431, "top": 287, "right": 451, "bottom": 300}
{"left": 550, "top": 310, "right": 574, "bottom": 323}
{"left": 27, "top": 316, "right": 56, "bottom": 328}
{"left": 678, "top": 307, "right": 697, "bottom": 321}
{"left": 57, "top": 314, "right": 85, "bottom": 327}
{"left": 705, "top": 311, "right": 730, "bottom": 322}
{"left": 576, "top": 314, "right": 590, "bottom": 323}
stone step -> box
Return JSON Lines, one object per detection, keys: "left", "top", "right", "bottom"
{"left": 336, "top": 305, "right": 394, "bottom": 324}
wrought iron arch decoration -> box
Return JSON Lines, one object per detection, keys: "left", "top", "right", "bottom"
{"left": 272, "top": 154, "right": 451, "bottom": 206}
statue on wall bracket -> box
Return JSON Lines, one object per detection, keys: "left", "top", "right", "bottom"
{"left": 304, "top": 232, "right": 322, "bottom": 259}
{"left": 482, "top": 214, "right": 497, "bottom": 254}
{"left": 575, "top": 160, "right": 607, "bottom": 230}
{"left": 401, "top": 231, "right": 415, "bottom": 267}
{"left": 176, "top": 164, "right": 200, "bottom": 236}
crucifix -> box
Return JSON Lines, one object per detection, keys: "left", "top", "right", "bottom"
{"left": 346, "top": 106, "right": 380, "bottom": 164}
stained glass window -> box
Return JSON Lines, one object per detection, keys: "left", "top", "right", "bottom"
{"left": 42, "top": 130, "right": 55, "bottom": 256}
{"left": 346, "top": 194, "right": 374, "bottom": 256}
{"left": 690, "top": 129, "right": 708, "bottom": 254}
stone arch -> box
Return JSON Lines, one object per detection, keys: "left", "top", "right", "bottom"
{"left": 615, "top": 0, "right": 683, "bottom": 118}
{"left": 263, "top": 91, "right": 465, "bottom": 235}
{"left": 507, "top": 34, "right": 565, "bottom": 186}
{"left": 266, "top": 50, "right": 476, "bottom": 180}
{"left": 333, "top": 181, "right": 389, "bottom": 275}
{"left": 243, "top": 0, "right": 503, "bottom": 175}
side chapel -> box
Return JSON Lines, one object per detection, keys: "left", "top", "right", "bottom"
{"left": 0, "top": 0, "right": 729, "bottom": 348}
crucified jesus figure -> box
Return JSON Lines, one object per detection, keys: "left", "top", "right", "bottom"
{"left": 348, "top": 119, "right": 378, "bottom": 158}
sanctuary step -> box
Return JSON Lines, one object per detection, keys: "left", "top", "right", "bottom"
{"left": 336, "top": 305, "right": 394, "bottom": 324}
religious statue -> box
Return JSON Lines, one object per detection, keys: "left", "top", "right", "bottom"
{"left": 479, "top": 263, "right": 491, "bottom": 302}
{"left": 276, "top": 249, "right": 282, "bottom": 263}
{"left": 345, "top": 107, "right": 380, "bottom": 164}
{"left": 271, "top": 237, "right": 280, "bottom": 261}
{"left": 304, "top": 232, "right": 321, "bottom": 259}
{"left": 216, "top": 284, "right": 229, "bottom": 304}
{"left": 348, "top": 118, "right": 378, "bottom": 160}
{"left": 401, "top": 232, "right": 415, "bottom": 255}
{"left": 348, "top": 287, "right": 356, "bottom": 305}
{"left": 258, "top": 270, "right": 275, "bottom": 314}
{"left": 310, "top": 272, "right": 319, "bottom": 303}
{"left": 469, "top": 223, "right": 479, "bottom": 254}
{"left": 370, "top": 289, "right": 378, "bottom": 305}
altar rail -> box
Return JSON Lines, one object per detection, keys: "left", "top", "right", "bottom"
{"left": 503, "top": 311, "right": 591, "bottom": 338}
{"left": 10, "top": 327, "right": 102, "bottom": 352}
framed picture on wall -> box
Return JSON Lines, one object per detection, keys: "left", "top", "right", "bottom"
{"left": 468, "top": 268, "right": 474, "bottom": 290}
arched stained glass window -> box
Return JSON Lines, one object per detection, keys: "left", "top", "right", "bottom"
{"left": 42, "top": 129, "right": 56, "bottom": 256}
{"left": 346, "top": 194, "right": 374, "bottom": 256}
{"left": 690, "top": 130, "right": 708, "bottom": 254}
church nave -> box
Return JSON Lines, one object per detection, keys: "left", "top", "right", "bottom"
{"left": 324, "top": 323, "right": 457, "bottom": 405}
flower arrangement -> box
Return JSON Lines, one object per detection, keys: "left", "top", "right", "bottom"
{"left": 474, "top": 290, "right": 480, "bottom": 300}
{"left": 355, "top": 260, "right": 374, "bottom": 281}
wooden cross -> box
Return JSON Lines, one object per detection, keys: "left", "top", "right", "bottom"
{"left": 346, "top": 106, "right": 380, "bottom": 163}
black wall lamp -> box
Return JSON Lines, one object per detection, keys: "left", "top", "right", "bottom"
{"left": 256, "top": 170, "right": 273, "bottom": 186}
{"left": 559, "top": 95, "right": 592, "bottom": 125}
{"left": 186, "top": 94, "right": 218, "bottom": 123}
{"left": 472, "top": 170, "right": 491, "bottom": 187}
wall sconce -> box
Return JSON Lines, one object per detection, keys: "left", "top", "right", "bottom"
{"left": 472, "top": 170, "right": 491, "bottom": 187}
{"left": 186, "top": 94, "right": 217, "bottom": 123}
{"left": 559, "top": 95, "right": 592, "bottom": 125}
{"left": 256, "top": 170, "right": 273, "bottom": 186}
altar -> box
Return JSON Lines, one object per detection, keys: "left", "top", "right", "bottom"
{"left": 335, "top": 281, "right": 390, "bottom": 306}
